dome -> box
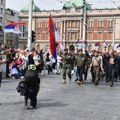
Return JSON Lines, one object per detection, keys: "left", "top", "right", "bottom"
{"left": 118, "top": 5, "right": 120, "bottom": 9}
{"left": 63, "top": 0, "right": 92, "bottom": 9}
{"left": 21, "top": 4, "right": 40, "bottom": 12}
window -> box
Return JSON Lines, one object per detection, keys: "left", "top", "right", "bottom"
{"left": 98, "top": 32, "right": 103, "bottom": 40}
{"left": 88, "top": 21, "right": 94, "bottom": 28}
{"left": 38, "top": 22, "right": 42, "bottom": 28}
{"left": 0, "top": 17, "right": 2, "bottom": 22}
{"left": 46, "top": 22, "right": 48, "bottom": 28}
{"left": 108, "top": 32, "right": 112, "bottom": 40}
{"left": 71, "top": 21, "right": 75, "bottom": 28}
{"left": 108, "top": 21, "right": 113, "bottom": 28}
{"left": 98, "top": 21, "right": 103, "bottom": 28}
{"left": 88, "top": 32, "right": 93, "bottom": 39}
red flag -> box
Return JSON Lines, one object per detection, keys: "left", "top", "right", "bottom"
{"left": 49, "top": 14, "right": 56, "bottom": 59}
{"left": 6, "top": 22, "right": 26, "bottom": 26}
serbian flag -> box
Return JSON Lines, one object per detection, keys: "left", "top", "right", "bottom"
{"left": 4, "top": 22, "right": 26, "bottom": 34}
{"left": 54, "top": 24, "right": 60, "bottom": 46}
{"left": 49, "top": 14, "right": 56, "bottom": 59}
{"left": 103, "top": 40, "right": 109, "bottom": 47}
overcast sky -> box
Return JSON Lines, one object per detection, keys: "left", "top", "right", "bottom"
{"left": 6, "top": 0, "right": 120, "bottom": 12}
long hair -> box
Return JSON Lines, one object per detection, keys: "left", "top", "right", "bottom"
{"left": 28, "top": 54, "right": 35, "bottom": 65}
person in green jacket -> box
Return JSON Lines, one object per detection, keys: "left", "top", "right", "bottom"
{"left": 75, "top": 49, "right": 87, "bottom": 85}
{"left": 62, "top": 48, "right": 75, "bottom": 84}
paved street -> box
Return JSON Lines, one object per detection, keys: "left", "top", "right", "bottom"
{"left": 0, "top": 72, "right": 120, "bottom": 120}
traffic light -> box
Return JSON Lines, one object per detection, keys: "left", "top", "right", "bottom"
{"left": 32, "top": 30, "right": 36, "bottom": 42}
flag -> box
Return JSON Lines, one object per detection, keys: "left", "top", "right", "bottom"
{"left": 56, "top": 39, "right": 64, "bottom": 51}
{"left": 95, "top": 42, "right": 100, "bottom": 46}
{"left": 54, "top": 24, "right": 60, "bottom": 46}
{"left": 114, "top": 44, "right": 120, "bottom": 52}
{"left": 103, "top": 40, "right": 109, "bottom": 47}
{"left": 49, "top": 14, "right": 56, "bottom": 59}
{"left": 116, "top": 44, "right": 120, "bottom": 48}
{"left": 76, "top": 40, "right": 86, "bottom": 48}
{"left": 4, "top": 22, "right": 26, "bottom": 34}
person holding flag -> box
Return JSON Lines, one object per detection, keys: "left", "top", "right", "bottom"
{"left": 49, "top": 14, "right": 57, "bottom": 60}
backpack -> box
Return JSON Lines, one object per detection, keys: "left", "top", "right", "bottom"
{"left": 24, "top": 64, "right": 38, "bottom": 85}
{"left": 16, "top": 81, "right": 27, "bottom": 96}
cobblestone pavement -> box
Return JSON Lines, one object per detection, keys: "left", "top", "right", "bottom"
{"left": 0, "top": 72, "right": 120, "bottom": 120}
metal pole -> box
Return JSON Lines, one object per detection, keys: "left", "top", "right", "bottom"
{"left": 4, "top": 0, "right": 6, "bottom": 44}
{"left": 112, "top": 16, "right": 115, "bottom": 46}
{"left": 27, "top": 0, "right": 33, "bottom": 51}
{"left": 83, "top": 0, "right": 87, "bottom": 51}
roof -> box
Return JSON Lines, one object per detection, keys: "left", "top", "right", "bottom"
{"left": 21, "top": 4, "right": 40, "bottom": 12}
{"left": 63, "top": 0, "right": 92, "bottom": 9}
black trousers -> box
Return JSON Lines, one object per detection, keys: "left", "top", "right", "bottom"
{"left": 25, "top": 86, "right": 38, "bottom": 107}
{"left": 77, "top": 67, "right": 84, "bottom": 82}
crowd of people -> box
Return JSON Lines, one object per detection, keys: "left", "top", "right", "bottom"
{"left": 0, "top": 45, "right": 120, "bottom": 109}
{"left": 61, "top": 47, "right": 120, "bottom": 87}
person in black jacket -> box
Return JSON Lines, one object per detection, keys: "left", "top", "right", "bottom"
{"left": 103, "top": 52, "right": 109, "bottom": 83}
{"left": 24, "top": 54, "right": 40, "bottom": 109}
{"left": 108, "top": 50, "right": 117, "bottom": 87}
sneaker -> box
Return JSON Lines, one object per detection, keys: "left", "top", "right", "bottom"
{"left": 95, "top": 82, "right": 99, "bottom": 86}
{"left": 74, "top": 79, "right": 78, "bottom": 82}
{"left": 12, "top": 76, "right": 15, "bottom": 79}
{"left": 20, "top": 76, "right": 24, "bottom": 79}
{"left": 110, "top": 84, "right": 113, "bottom": 87}
{"left": 63, "top": 80, "right": 66, "bottom": 84}
{"left": 26, "top": 99, "right": 31, "bottom": 109}
{"left": 115, "top": 79, "right": 117, "bottom": 82}
{"left": 77, "top": 81, "right": 81, "bottom": 85}
{"left": 80, "top": 81, "right": 84, "bottom": 84}
{"left": 29, "top": 105, "right": 34, "bottom": 109}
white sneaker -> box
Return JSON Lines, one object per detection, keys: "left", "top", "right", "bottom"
{"left": 20, "top": 76, "right": 24, "bottom": 79}
{"left": 26, "top": 99, "right": 30, "bottom": 109}
{"left": 63, "top": 80, "right": 66, "bottom": 84}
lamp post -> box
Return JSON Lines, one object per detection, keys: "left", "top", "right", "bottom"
{"left": 27, "top": 0, "right": 33, "bottom": 51}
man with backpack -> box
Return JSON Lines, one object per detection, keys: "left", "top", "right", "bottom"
{"left": 24, "top": 54, "right": 40, "bottom": 109}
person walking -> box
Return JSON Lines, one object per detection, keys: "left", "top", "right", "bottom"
{"left": 108, "top": 50, "right": 117, "bottom": 87}
{"left": 62, "top": 48, "right": 75, "bottom": 84}
{"left": 75, "top": 49, "right": 87, "bottom": 85}
{"left": 90, "top": 51, "right": 103, "bottom": 85}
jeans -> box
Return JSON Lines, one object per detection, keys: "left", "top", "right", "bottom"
{"left": 108, "top": 64, "right": 115, "bottom": 85}
{"left": 74, "top": 66, "right": 78, "bottom": 80}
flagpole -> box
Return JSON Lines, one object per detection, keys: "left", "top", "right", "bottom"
{"left": 112, "top": 16, "right": 115, "bottom": 47}
{"left": 27, "top": 0, "right": 33, "bottom": 51}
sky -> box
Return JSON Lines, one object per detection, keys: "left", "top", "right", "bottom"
{"left": 6, "top": 0, "right": 120, "bottom": 12}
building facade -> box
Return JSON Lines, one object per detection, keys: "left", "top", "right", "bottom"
{"left": 0, "top": 0, "right": 5, "bottom": 43}
{"left": 19, "top": 0, "right": 120, "bottom": 51}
